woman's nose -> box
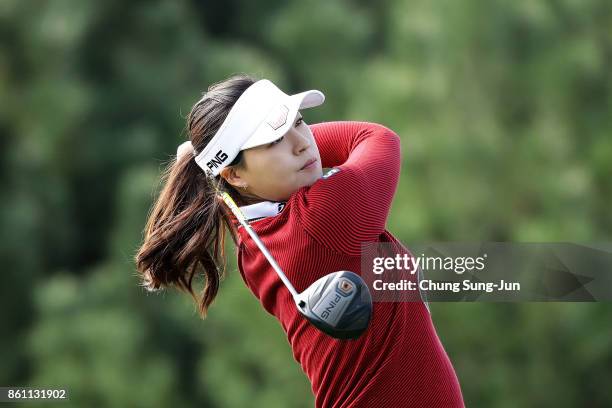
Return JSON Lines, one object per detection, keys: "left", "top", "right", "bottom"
{"left": 293, "top": 131, "right": 310, "bottom": 155}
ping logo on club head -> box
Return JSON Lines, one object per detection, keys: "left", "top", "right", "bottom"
{"left": 320, "top": 294, "right": 342, "bottom": 320}
{"left": 206, "top": 149, "right": 229, "bottom": 171}
{"left": 266, "top": 105, "right": 289, "bottom": 130}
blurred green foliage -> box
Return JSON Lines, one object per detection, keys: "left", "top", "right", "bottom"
{"left": 1, "top": 0, "right": 611, "bottom": 406}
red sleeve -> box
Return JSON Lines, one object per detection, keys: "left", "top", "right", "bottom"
{"left": 294, "top": 121, "right": 401, "bottom": 256}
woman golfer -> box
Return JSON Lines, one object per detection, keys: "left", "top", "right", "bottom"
{"left": 136, "top": 74, "right": 464, "bottom": 407}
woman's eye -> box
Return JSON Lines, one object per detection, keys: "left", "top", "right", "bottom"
{"left": 269, "top": 136, "right": 284, "bottom": 147}
{"left": 295, "top": 117, "right": 304, "bottom": 127}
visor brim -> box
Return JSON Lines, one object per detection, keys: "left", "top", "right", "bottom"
{"left": 240, "top": 89, "right": 325, "bottom": 150}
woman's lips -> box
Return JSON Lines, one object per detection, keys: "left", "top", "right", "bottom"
{"left": 300, "top": 158, "right": 317, "bottom": 170}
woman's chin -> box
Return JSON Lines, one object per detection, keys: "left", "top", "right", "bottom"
{"left": 304, "top": 169, "right": 323, "bottom": 186}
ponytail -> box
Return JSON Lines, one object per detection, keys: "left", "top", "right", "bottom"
{"left": 135, "top": 74, "right": 256, "bottom": 318}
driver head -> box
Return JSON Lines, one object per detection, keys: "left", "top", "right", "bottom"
{"left": 296, "top": 271, "right": 372, "bottom": 340}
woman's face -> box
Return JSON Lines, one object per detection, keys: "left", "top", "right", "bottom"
{"left": 223, "top": 112, "right": 323, "bottom": 202}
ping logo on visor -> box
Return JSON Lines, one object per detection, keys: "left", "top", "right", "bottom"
{"left": 206, "top": 149, "right": 229, "bottom": 171}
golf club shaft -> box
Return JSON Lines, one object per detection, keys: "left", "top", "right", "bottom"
{"left": 220, "top": 192, "right": 300, "bottom": 299}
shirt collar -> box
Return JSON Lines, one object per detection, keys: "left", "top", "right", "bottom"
{"left": 238, "top": 200, "right": 287, "bottom": 222}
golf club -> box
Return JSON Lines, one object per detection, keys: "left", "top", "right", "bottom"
{"left": 220, "top": 192, "right": 372, "bottom": 340}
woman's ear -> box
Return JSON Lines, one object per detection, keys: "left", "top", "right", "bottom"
{"left": 219, "top": 166, "right": 247, "bottom": 189}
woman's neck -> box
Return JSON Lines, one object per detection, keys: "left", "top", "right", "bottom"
{"left": 236, "top": 192, "right": 266, "bottom": 207}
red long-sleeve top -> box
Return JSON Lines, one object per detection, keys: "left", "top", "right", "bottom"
{"left": 234, "top": 121, "right": 464, "bottom": 407}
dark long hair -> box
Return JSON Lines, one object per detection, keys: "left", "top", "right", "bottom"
{"left": 135, "top": 74, "right": 256, "bottom": 318}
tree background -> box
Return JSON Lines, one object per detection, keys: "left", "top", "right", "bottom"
{"left": 1, "top": 0, "right": 611, "bottom": 406}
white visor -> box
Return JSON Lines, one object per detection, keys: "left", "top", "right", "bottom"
{"left": 194, "top": 79, "right": 325, "bottom": 177}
